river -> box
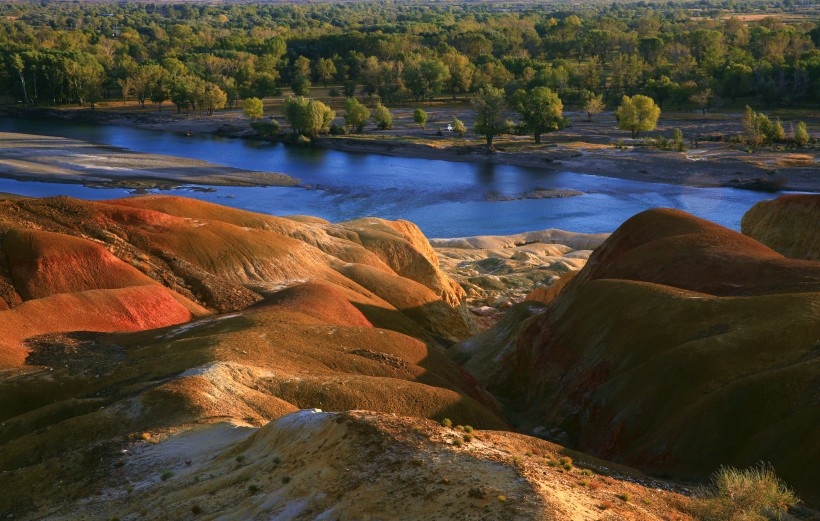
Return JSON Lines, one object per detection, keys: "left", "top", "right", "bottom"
{"left": 0, "top": 118, "right": 785, "bottom": 237}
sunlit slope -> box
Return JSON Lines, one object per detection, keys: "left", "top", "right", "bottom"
{"left": 454, "top": 203, "right": 820, "bottom": 504}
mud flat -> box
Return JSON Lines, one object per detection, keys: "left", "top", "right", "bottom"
{"left": 0, "top": 131, "right": 299, "bottom": 190}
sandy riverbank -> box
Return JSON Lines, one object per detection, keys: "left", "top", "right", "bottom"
{"left": 3, "top": 106, "right": 818, "bottom": 192}
{"left": 0, "top": 131, "right": 299, "bottom": 189}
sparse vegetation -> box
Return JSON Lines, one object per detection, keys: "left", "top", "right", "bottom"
{"left": 160, "top": 471, "right": 174, "bottom": 481}
{"left": 694, "top": 465, "right": 799, "bottom": 521}
{"left": 440, "top": 418, "right": 452, "bottom": 428}
{"left": 598, "top": 501, "right": 615, "bottom": 510}
{"left": 617, "top": 492, "right": 631, "bottom": 502}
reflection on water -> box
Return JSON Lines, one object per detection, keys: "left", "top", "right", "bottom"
{"left": 0, "top": 118, "right": 787, "bottom": 237}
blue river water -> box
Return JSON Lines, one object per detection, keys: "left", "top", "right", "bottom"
{"left": 0, "top": 117, "right": 789, "bottom": 237}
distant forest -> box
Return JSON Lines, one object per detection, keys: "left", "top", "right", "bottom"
{"left": 1, "top": 0, "right": 818, "bottom": 112}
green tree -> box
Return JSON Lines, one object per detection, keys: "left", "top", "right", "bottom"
{"left": 202, "top": 83, "right": 227, "bottom": 115}
{"left": 513, "top": 87, "right": 564, "bottom": 143}
{"left": 343, "top": 97, "right": 370, "bottom": 133}
{"left": 584, "top": 94, "right": 605, "bottom": 122}
{"left": 291, "top": 76, "right": 311, "bottom": 96}
{"left": 442, "top": 52, "right": 474, "bottom": 100}
{"left": 793, "top": 121, "right": 809, "bottom": 146}
{"left": 615, "top": 94, "right": 661, "bottom": 138}
{"left": 689, "top": 88, "right": 714, "bottom": 115}
{"left": 372, "top": 103, "right": 393, "bottom": 130}
{"left": 772, "top": 118, "right": 786, "bottom": 142}
{"left": 242, "top": 97, "right": 264, "bottom": 120}
{"left": 282, "top": 96, "right": 335, "bottom": 138}
{"left": 471, "top": 85, "right": 506, "bottom": 150}
{"left": 413, "top": 108, "right": 428, "bottom": 129}
{"left": 315, "top": 58, "right": 337, "bottom": 87}
{"left": 450, "top": 116, "right": 466, "bottom": 137}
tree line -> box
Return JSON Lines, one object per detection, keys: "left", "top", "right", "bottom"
{"left": 1, "top": 0, "right": 818, "bottom": 114}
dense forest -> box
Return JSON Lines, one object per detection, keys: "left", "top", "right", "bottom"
{"left": 1, "top": 0, "right": 818, "bottom": 116}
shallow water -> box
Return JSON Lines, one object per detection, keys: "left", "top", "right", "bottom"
{"left": 0, "top": 117, "right": 786, "bottom": 237}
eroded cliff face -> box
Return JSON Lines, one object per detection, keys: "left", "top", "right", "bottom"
{"left": 454, "top": 201, "right": 820, "bottom": 505}
{"left": 742, "top": 194, "right": 820, "bottom": 261}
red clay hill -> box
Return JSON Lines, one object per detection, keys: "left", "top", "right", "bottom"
{"left": 0, "top": 194, "right": 472, "bottom": 367}
{"left": 742, "top": 194, "right": 820, "bottom": 261}
{"left": 454, "top": 199, "right": 820, "bottom": 505}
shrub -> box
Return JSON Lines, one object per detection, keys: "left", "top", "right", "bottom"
{"left": 453, "top": 438, "right": 464, "bottom": 447}
{"left": 695, "top": 464, "right": 799, "bottom": 521}
{"left": 772, "top": 118, "right": 786, "bottom": 142}
{"left": 281, "top": 476, "right": 291, "bottom": 484}
{"left": 617, "top": 492, "right": 631, "bottom": 502}
{"left": 251, "top": 119, "right": 280, "bottom": 138}
{"left": 160, "top": 471, "right": 174, "bottom": 481}
{"left": 328, "top": 88, "right": 340, "bottom": 97}
{"left": 413, "top": 108, "right": 428, "bottom": 129}
{"left": 463, "top": 433, "right": 473, "bottom": 442}
{"left": 372, "top": 103, "right": 393, "bottom": 130}
{"left": 329, "top": 123, "right": 347, "bottom": 135}
{"left": 794, "top": 121, "right": 809, "bottom": 146}
{"left": 190, "top": 505, "right": 202, "bottom": 515}
{"left": 441, "top": 418, "right": 452, "bottom": 428}
{"left": 463, "top": 425, "right": 474, "bottom": 433}
{"left": 450, "top": 116, "right": 466, "bottom": 136}
{"left": 248, "top": 484, "right": 259, "bottom": 494}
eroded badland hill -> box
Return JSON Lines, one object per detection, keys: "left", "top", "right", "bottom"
{"left": 0, "top": 193, "right": 817, "bottom": 519}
